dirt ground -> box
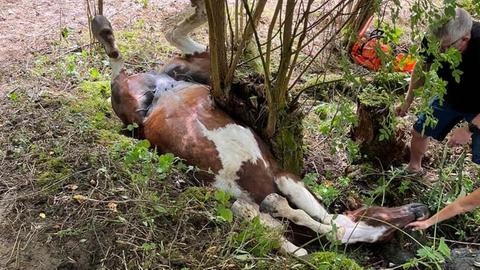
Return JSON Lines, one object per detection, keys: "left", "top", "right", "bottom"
{"left": 0, "top": 0, "right": 193, "bottom": 64}
{"left": 1, "top": 1, "right": 479, "bottom": 269}
{"left": 0, "top": 1, "right": 192, "bottom": 269}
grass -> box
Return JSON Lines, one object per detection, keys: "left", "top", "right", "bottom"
{"left": 2, "top": 7, "right": 480, "bottom": 270}
{"left": 0, "top": 22, "right": 327, "bottom": 270}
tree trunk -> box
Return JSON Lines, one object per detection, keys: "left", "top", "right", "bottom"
{"left": 204, "top": 0, "right": 228, "bottom": 106}
{"left": 204, "top": 0, "right": 304, "bottom": 175}
{"left": 272, "top": 110, "right": 304, "bottom": 175}
{"left": 343, "top": 0, "right": 378, "bottom": 49}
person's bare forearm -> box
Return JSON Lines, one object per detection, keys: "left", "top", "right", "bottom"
{"left": 403, "top": 62, "right": 426, "bottom": 107}
{"left": 471, "top": 114, "right": 480, "bottom": 128}
{"left": 426, "top": 188, "right": 480, "bottom": 226}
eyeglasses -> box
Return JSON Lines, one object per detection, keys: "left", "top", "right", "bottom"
{"left": 442, "top": 35, "right": 468, "bottom": 49}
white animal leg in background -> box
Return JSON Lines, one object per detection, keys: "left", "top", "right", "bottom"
{"left": 166, "top": 0, "right": 207, "bottom": 54}
{"left": 274, "top": 176, "right": 334, "bottom": 224}
{"left": 260, "top": 193, "right": 344, "bottom": 240}
{"left": 231, "top": 199, "right": 308, "bottom": 257}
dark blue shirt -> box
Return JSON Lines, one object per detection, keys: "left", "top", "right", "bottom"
{"left": 423, "top": 21, "right": 480, "bottom": 113}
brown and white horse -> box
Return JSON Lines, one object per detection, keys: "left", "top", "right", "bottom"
{"left": 91, "top": 14, "right": 428, "bottom": 256}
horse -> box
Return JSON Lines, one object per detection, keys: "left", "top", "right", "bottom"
{"left": 91, "top": 14, "right": 429, "bottom": 256}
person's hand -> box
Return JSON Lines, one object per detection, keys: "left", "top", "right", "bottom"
{"left": 395, "top": 103, "right": 409, "bottom": 117}
{"left": 405, "top": 219, "right": 432, "bottom": 231}
{"left": 472, "top": 116, "right": 480, "bottom": 130}
{"left": 448, "top": 127, "right": 472, "bottom": 147}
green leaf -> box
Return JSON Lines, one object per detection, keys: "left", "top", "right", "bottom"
{"left": 7, "top": 92, "right": 18, "bottom": 102}
{"left": 126, "top": 123, "right": 139, "bottom": 131}
{"left": 61, "top": 27, "right": 71, "bottom": 38}
{"left": 141, "top": 242, "right": 157, "bottom": 251}
{"left": 89, "top": 68, "right": 101, "bottom": 80}
{"left": 234, "top": 253, "right": 252, "bottom": 261}
{"left": 214, "top": 190, "right": 231, "bottom": 205}
{"left": 137, "top": 140, "right": 151, "bottom": 149}
{"left": 216, "top": 206, "right": 233, "bottom": 223}
{"left": 157, "top": 153, "right": 175, "bottom": 173}
{"left": 437, "top": 238, "right": 451, "bottom": 258}
{"left": 153, "top": 205, "right": 167, "bottom": 214}
{"left": 117, "top": 216, "right": 127, "bottom": 224}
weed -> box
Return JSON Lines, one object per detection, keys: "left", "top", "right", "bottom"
{"left": 303, "top": 173, "right": 352, "bottom": 207}
{"left": 53, "top": 228, "right": 83, "bottom": 238}
{"left": 7, "top": 91, "right": 18, "bottom": 102}
{"left": 231, "top": 216, "right": 282, "bottom": 258}
{"left": 135, "top": 0, "right": 148, "bottom": 8}
{"left": 214, "top": 190, "right": 233, "bottom": 223}
{"left": 402, "top": 238, "right": 451, "bottom": 269}
{"left": 303, "top": 251, "right": 363, "bottom": 270}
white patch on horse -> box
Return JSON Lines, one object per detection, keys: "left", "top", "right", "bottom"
{"left": 199, "top": 122, "right": 268, "bottom": 200}
{"left": 274, "top": 176, "right": 332, "bottom": 222}
{"left": 332, "top": 214, "right": 389, "bottom": 243}
{"left": 109, "top": 57, "right": 124, "bottom": 79}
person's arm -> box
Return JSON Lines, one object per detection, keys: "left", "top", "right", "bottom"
{"left": 407, "top": 188, "right": 480, "bottom": 230}
{"left": 447, "top": 115, "right": 480, "bottom": 147}
{"left": 396, "top": 61, "right": 428, "bottom": 116}
{"left": 448, "top": 126, "right": 472, "bottom": 147}
{"left": 471, "top": 114, "right": 480, "bottom": 129}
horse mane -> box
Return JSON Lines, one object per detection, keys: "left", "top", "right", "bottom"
{"left": 183, "top": 51, "right": 210, "bottom": 60}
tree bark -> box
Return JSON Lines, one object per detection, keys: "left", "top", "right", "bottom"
{"left": 351, "top": 97, "right": 408, "bottom": 167}
{"left": 205, "top": 0, "right": 228, "bottom": 105}
{"left": 343, "top": 0, "right": 378, "bottom": 49}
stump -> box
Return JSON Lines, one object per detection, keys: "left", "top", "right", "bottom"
{"left": 351, "top": 86, "right": 408, "bottom": 167}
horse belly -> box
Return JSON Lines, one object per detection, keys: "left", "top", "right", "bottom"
{"left": 198, "top": 121, "right": 273, "bottom": 201}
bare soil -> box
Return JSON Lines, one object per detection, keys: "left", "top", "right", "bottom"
{"left": 0, "top": 1, "right": 194, "bottom": 269}
{"left": 1, "top": 1, "right": 479, "bottom": 269}
{"left": 0, "top": 0, "right": 193, "bottom": 67}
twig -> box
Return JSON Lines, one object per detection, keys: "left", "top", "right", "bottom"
{"left": 426, "top": 236, "right": 480, "bottom": 246}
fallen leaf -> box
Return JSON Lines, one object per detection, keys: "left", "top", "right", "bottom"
{"left": 65, "top": 184, "right": 78, "bottom": 191}
{"left": 206, "top": 246, "right": 218, "bottom": 255}
{"left": 73, "top": 194, "right": 87, "bottom": 202}
{"left": 107, "top": 202, "right": 118, "bottom": 212}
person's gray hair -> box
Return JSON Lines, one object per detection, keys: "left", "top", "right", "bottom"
{"left": 432, "top": 7, "right": 472, "bottom": 45}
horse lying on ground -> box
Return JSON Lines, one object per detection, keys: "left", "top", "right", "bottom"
{"left": 91, "top": 14, "right": 429, "bottom": 256}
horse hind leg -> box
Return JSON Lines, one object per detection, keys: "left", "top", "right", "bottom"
{"left": 231, "top": 199, "right": 308, "bottom": 257}
{"left": 166, "top": 0, "right": 208, "bottom": 55}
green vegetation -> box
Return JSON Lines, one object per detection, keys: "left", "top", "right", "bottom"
{"left": 2, "top": 2, "right": 480, "bottom": 270}
{"left": 304, "top": 252, "right": 363, "bottom": 270}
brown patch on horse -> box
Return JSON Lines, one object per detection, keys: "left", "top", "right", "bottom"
{"left": 235, "top": 160, "right": 277, "bottom": 204}
{"left": 143, "top": 85, "right": 233, "bottom": 182}
{"left": 164, "top": 53, "right": 211, "bottom": 85}
{"left": 111, "top": 71, "right": 149, "bottom": 137}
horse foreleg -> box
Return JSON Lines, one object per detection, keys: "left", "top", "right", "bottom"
{"left": 231, "top": 199, "right": 308, "bottom": 257}
{"left": 259, "top": 193, "right": 345, "bottom": 241}
{"left": 274, "top": 175, "right": 334, "bottom": 224}
{"left": 166, "top": 0, "right": 207, "bottom": 54}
